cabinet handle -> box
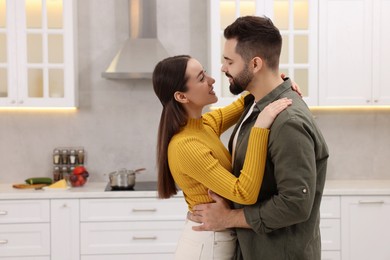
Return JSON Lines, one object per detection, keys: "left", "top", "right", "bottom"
{"left": 18, "top": 100, "right": 24, "bottom": 104}
{"left": 358, "top": 200, "right": 384, "bottom": 204}
{"left": 0, "top": 211, "right": 8, "bottom": 215}
{"left": 132, "top": 236, "right": 157, "bottom": 240}
{"left": 0, "top": 239, "right": 8, "bottom": 244}
{"left": 132, "top": 208, "right": 157, "bottom": 212}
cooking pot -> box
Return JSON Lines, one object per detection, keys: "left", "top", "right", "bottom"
{"left": 108, "top": 168, "right": 146, "bottom": 190}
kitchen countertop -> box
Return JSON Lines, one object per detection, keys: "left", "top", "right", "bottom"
{"left": 1, "top": 180, "right": 390, "bottom": 200}
{"left": 0, "top": 181, "right": 171, "bottom": 200}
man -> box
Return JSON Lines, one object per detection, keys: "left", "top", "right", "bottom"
{"left": 191, "top": 16, "right": 329, "bottom": 260}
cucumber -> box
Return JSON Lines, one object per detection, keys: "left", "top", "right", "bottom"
{"left": 25, "top": 177, "right": 53, "bottom": 185}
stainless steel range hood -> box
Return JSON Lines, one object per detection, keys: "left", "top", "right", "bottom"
{"left": 102, "top": 0, "right": 169, "bottom": 79}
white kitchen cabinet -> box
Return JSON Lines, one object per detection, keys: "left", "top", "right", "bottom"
{"left": 0, "top": 200, "right": 50, "bottom": 258}
{"left": 80, "top": 197, "right": 187, "bottom": 259}
{"left": 209, "top": 0, "right": 318, "bottom": 107}
{"left": 320, "top": 196, "right": 341, "bottom": 260}
{"left": 319, "top": 0, "right": 390, "bottom": 106}
{"left": 81, "top": 221, "right": 183, "bottom": 255}
{"left": 341, "top": 196, "right": 390, "bottom": 260}
{"left": 0, "top": 0, "right": 77, "bottom": 108}
{"left": 81, "top": 254, "right": 173, "bottom": 260}
{"left": 51, "top": 199, "right": 80, "bottom": 260}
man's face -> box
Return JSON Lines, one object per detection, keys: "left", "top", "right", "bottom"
{"left": 221, "top": 39, "right": 254, "bottom": 95}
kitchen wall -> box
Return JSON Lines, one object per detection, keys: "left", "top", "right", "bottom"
{"left": 0, "top": 0, "right": 389, "bottom": 183}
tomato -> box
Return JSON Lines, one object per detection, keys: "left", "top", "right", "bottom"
{"left": 73, "top": 166, "right": 86, "bottom": 175}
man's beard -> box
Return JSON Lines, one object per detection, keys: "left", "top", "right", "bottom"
{"left": 227, "top": 66, "right": 253, "bottom": 95}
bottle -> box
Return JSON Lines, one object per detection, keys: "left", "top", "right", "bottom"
{"left": 53, "top": 149, "right": 60, "bottom": 164}
{"left": 77, "top": 149, "right": 85, "bottom": 164}
{"left": 69, "top": 150, "right": 77, "bottom": 165}
{"left": 61, "top": 166, "right": 69, "bottom": 179}
{"left": 53, "top": 166, "right": 61, "bottom": 181}
{"left": 61, "top": 149, "right": 69, "bottom": 164}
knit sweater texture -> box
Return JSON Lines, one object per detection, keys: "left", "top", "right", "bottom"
{"left": 167, "top": 96, "right": 269, "bottom": 211}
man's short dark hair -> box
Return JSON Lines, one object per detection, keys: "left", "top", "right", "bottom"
{"left": 224, "top": 16, "right": 282, "bottom": 70}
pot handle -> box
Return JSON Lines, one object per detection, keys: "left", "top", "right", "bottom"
{"left": 134, "top": 168, "right": 146, "bottom": 173}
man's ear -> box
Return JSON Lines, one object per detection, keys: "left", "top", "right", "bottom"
{"left": 252, "top": 57, "right": 263, "bottom": 73}
{"left": 174, "top": 91, "right": 189, "bottom": 104}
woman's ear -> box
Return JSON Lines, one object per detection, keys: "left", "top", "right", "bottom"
{"left": 252, "top": 57, "right": 263, "bottom": 73}
{"left": 174, "top": 91, "right": 188, "bottom": 104}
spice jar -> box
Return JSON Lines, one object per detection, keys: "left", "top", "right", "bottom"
{"left": 61, "top": 149, "right": 69, "bottom": 164}
{"left": 69, "top": 150, "right": 77, "bottom": 165}
{"left": 61, "top": 166, "right": 69, "bottom": 179}
{"left": 53, "top": 149, "right": 60, "bottom": 165}
{"left": 77, "top": 149, "right": 85, "bottom": 164}
{"left": 53, "top": 166, "right": 61, "bottom": 181}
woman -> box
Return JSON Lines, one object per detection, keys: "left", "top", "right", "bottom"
{"left": 153, "top": 55, "right": 292, "bottom": 259}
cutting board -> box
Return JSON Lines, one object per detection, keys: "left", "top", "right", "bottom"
{"left": 12, "top": 183, "right": 48, "bottom": 189}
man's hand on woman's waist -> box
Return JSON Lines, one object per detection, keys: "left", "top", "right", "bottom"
{"left": 190, "top": 189, "right": 250, "bottom": 231}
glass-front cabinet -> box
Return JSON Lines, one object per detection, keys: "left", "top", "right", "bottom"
{"left": 0, "top": 0, "right": 77, "bottom": 108}
{"left": 209, "top": 0, "right": 318, "bottom": 107}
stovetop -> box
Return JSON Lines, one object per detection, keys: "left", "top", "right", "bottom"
{"left": 104, "top": 181, "right": 158, "bottom": 191}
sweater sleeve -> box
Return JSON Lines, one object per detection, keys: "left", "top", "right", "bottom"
{"left": 203, "top": 93, "right": 248, "bottom": 137}
{"left": 174, "top": 127, "right": 269, "bottom": 205}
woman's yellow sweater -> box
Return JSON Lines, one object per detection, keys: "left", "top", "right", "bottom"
{"left": 168, "top": 95, "right": 269, "bottom": 211}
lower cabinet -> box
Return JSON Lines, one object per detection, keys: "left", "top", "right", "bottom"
{"left": 79, "top": 197, "right": 187, "bottom": 259}
{"left": 341, "top": 196, "right": 390, "bottom": 260}
{"left": 4, "top": 194, "right": 388, "bottom": 259}
{"left": 0, "top": 196, "right": 187, "bottom": 259}
{"left": 51, "top": 199, "right": 80, "bottom": 260}
{"left": 81, "top": 254, "right": 173, "bottom": 260}
{"left": 320, "top": 196, "right": 341, "bottom": 260}
{"left": 0, "top": 200, "right": 50, "bottom": 259}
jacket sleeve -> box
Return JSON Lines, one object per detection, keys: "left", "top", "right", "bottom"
{"left": 243, "top": 117, "right": 317, "bottom": 233}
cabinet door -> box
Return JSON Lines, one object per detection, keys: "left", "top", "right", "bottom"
{"left": 321, "top": 251, "right": 341, "bottom": 260}
{"left": 209, "top": 0, "right": 318, "bottom": 107}
{"left": 51, "top": 199, "right": 80, "bottom": 260}
{"left": 319, "top": 0, "right": 372, "bottom": 106}
{"left": 320, "top": 219, "right": 340, "bottom": 251}
{"left": 81, "top": 254, "right": 173, "bottom": 260}
{"left": 80, "top": 221, "right": 183, "bottom": 255}
{"left": 0, "top": 223, "right": 50, "bottom": 257}
{"left": 372, "top": 0, "right": 390, "bottom": 105}
{"left": 0, "top": 199, "right": 49, "bottom": 223}
{"left": 341, "top": 196, "right": 390, "bottom": 260}
{"left": 0, "top": 0, "right": 77, "bottom": 108}
{"left": 0, "top": 0, "right": 17, "bottom": 106}
{"left": 80, "top": 198, "right": 187, "bottom": 222}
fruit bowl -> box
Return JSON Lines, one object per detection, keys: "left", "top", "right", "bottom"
{"left": 68, "top": 166, "right": 89, "bottom": 187}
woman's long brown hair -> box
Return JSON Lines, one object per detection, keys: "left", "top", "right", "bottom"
{"left": 152, "top": 55, "right": 191, "bottom": 198}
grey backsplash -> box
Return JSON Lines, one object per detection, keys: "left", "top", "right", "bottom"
{"left": 0, "top": 0, "right": 389, "bottom": 183}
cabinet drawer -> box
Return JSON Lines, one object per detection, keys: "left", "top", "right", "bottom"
{"left": 321, "top": 251, "right": 341, "bottom": 260}
{"left": 0, "top": 200, "right": 50, "bottom": 223}
{"left": 80, "top": 221, "right": 183, "bottom": 255}
{"left": 81, "top": 254, "right": 173, "bottom": 260}
{"left": 320, "top": 196, "right": 340, "bottom": 219}
{"left": 0, "top": 256, "right": 51, "bottom": 260}
{"left": 0, "top": 223, "right": 50, "bottom": 257}
{"left": 80, "top": 198, "right": 187, "bottom": 221}
{"left": 320, "top": 219, "right": 340, "bottom": 251}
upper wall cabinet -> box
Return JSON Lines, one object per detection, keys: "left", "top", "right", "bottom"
{"left": 209, "top": 0, "right": 318, "bottom": 107}
{"left": 319, "top": 0, "right": 390, "bottom": 106}
{"left": 0, "top": 0, "right": 77, "bottom": 108}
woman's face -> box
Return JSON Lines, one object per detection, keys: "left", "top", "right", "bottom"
{"left": 183, "top": 58, "right": 217, "bottom": 108}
